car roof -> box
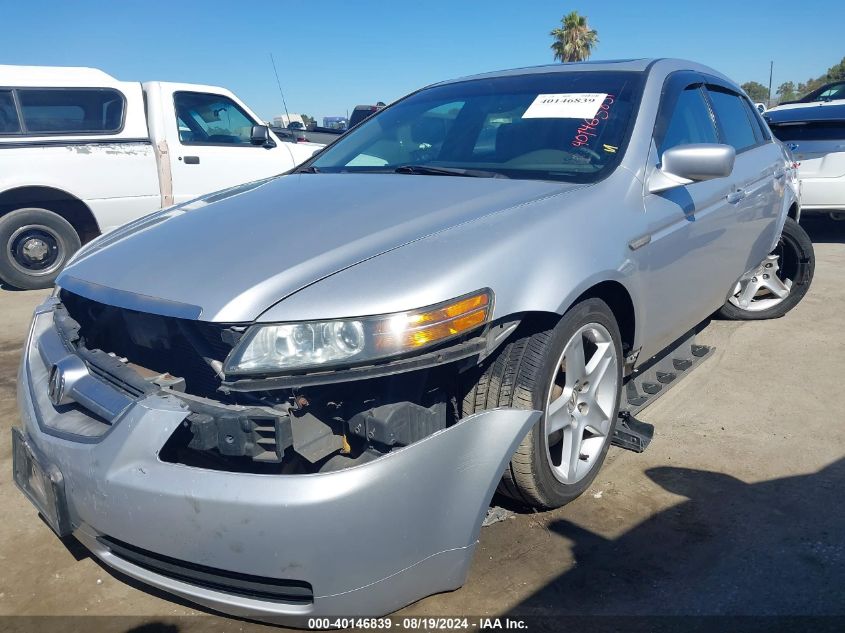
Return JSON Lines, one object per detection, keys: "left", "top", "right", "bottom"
{"left": 766, "top": 103, "right": 845, "bottom": 124}
{"left": 431, "top": 58, "right": 734, "bottom": 88}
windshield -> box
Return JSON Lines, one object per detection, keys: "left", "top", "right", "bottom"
{"left": 800, "top": 82, "right": 845, "bottom": 103}
{"left": 310, "top": 71, "right": 643, "bottom": 183}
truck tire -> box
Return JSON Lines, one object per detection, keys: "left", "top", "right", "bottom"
{"left": 719, "top": 217, "right": 814, "bottom": 320}
{"left": 463, "top": 299, "right": 623, "bottom": 509}
{"left": 0, "top": 207, "right": 81, "bottom": 290}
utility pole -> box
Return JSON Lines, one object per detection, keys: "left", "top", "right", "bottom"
{"left": 767, "top": 61, "right": 774, "bottom": 107}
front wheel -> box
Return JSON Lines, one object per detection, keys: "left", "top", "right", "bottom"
{"left": 463, "top": 299, "right": 623, "bottom": 509}
{"left": 719, "top": 217, "right": 814, "bottom": 320}
{"left": 0, "top": 208, "right": 81, "bottom": 290}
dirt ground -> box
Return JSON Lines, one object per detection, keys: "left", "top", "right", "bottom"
{"left": 0, "top": 217, "right": 843, "bottom": 632}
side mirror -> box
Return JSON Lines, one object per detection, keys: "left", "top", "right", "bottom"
{"left": 649, "top": 143, "right": 735, "bottom": 193}
{"left": 250, "top": 124, "right": 273, "bottom": 147}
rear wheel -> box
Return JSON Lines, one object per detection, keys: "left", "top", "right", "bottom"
{"left": 719, "top": 217, "right": 814, "bottom": 320}
{"left": 0, "top": 208, "right": 81, "bottom": 290}
{"left": 463, "top": 299, "right": 623, "bottom": 509}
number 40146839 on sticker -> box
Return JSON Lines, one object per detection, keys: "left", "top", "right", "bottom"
{"left": 522, "top": 93, "right": 608, "bottom": 119}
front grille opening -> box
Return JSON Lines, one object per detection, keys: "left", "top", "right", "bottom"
{"left": 98, "top": 535, "right": 314, "bottom": 604}
{"left": 60, "top": 290, "right": 235, "bottom": 399}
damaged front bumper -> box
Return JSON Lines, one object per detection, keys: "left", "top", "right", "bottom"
{"left": 14, "top": 300, "right": 540, "bottom": 623}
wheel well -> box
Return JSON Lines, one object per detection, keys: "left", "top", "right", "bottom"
{"left": 573, "top": 280, "right": 636, "bottom": 356}
{"left": 0, "top": 186, "right": 100, "bottom": 244}
{"left": 788, "top": 203, "right": 800, "bottom": 221}
{"left": 507, "top": 281, "right": 637, "bottom": 357}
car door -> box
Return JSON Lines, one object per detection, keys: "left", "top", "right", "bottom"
{"left": 168, "top": 90, "right": 295, "bottom": 203}
{"left": 636, "top": 78, "right": 740, "bottom": 358}
{"left": 704, "top": 84, "right": 783, "bottom": 274}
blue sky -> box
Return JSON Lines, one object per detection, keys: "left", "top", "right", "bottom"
{"left": 1, "top": 1, "right": 842, "bottom": 123}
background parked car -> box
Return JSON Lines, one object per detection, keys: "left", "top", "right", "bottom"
{"left": 766, "top": 103, "right": 845, "bottom": 220}
{"left": 0, "top": 65, "right": 321, "bottom": 289}
{"left": 768, "top": 79, "right": 845, "bottom": 112}
{"left": 348, "top": 102, "right": 386, "bottom": 128}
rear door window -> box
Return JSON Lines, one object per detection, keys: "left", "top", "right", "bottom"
{"left": 741, "top": 98, "right": 770, "bottom": 142}
{"left": 707, "top": 88, "right": 758, "bottom": 151}
{"left": 660, "top": 86, "right": 719, "bottom": 153}
{"left": 17, "top": 88, "right": 124, "bottom": 134}
{"left": 0, "top": 90, "right": 21, "bottom": 134}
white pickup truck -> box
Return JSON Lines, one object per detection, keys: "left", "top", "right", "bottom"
{"left": 0, "top": 65, "right": 321, "bottom": 289}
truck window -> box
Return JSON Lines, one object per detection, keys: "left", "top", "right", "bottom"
{"left": 0, "top": 91, "right": 20, "bottom": 134}
{"left": 17, "top": 88, "right": 124, "bottom": 134}
{"left": 174, "top": 92, "right": 257, "bottom": 145}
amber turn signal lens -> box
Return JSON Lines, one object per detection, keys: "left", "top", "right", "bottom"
{"left": 374, "top": 291, "right": 491, "bottom": 350}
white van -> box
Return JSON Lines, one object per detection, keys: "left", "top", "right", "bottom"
{"left": 0, "top": 65, "right": 321, "bottom": 289}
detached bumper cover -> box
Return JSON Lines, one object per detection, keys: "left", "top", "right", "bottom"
{"left": 16, "top": 302, "right": 540, "bottom": 623}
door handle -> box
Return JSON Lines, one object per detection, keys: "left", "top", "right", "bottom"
{"left": 182, "top": 156, "right": 200, "bottom": 165}
{"left": 726, "top": 189, "right": 745, "bottom": 204}
{"left": 773, "top": 169, "right": 786, "bottom": 180}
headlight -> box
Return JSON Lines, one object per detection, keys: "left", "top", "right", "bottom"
{"left": 224, "top": 289, "right": 492, "bottom": 375}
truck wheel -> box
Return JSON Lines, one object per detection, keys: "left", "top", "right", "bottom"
{"left": 464, "top": 299, "right": 623, "bottom": 509}
{"left": 0, "top": 208, "right": 81, "bottom": 290}
{"left": 719, "top": 217, "right": 814, "bottom": 320}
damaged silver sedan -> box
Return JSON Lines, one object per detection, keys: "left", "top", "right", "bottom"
{"left": 13, "top": 58, "right": 814, "bottom": 623}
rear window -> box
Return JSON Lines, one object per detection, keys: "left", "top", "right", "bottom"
{"left": 349, "top": 106, "right": 379, "bottom": 128}
{"left": 769, "top": 121, "right": 845, "bottom": 142}
{"left": 0, "top": 90, "right": 20, "bottom": 134}
{"left": 17, "top": 88, "right": 125, "bottom": 134}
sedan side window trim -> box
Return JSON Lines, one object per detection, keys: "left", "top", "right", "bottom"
{"left": 702, "top": 83, "right": 769, "bottom": 155}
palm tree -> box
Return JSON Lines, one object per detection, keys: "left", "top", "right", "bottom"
{"left": 550, "top": 11, "right": 598, "bottom": 63}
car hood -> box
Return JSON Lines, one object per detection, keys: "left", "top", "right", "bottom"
{"left": 59, "top": 174, "right": 581, "bottom": 322}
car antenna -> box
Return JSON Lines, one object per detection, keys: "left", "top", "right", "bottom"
{"left": 269, "top": 52, "right": 291, "bottom": 127}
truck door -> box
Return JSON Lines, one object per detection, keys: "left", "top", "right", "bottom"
{"left": 167, "top": 90, "right": 296, "bottom": 203}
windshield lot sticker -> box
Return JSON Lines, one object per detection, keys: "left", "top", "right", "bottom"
{"left": 522, "top": 93, "right": 608, "bottom": 119}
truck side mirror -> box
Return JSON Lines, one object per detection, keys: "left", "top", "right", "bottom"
{"left": 250, "top": 125, "right": 273, "bottom": 147}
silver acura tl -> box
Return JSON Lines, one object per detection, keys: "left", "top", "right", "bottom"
{"left": 13, "top": 58, "right": 815, "bottom": 622}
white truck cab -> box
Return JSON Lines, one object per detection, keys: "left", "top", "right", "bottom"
{"left": 0, "top": 65, "right": 320, "bottom": 289}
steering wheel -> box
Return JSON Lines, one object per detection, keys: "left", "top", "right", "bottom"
{"left": 572, "top": 145, "right": 602, "bottom": 161}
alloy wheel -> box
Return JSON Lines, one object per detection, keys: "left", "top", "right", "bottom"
{"left": 544, "top": 323, "right": 619, "bottom": 485}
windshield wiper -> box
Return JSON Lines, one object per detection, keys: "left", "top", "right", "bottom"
{"left": 394, "top": 165, "right": 507, "bottom": 178}
{"left": 294, "top": 165, "right": 320, "bottom": 173}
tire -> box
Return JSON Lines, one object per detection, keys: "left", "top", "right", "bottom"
{"left": 718, "top": 217, "right": 815, "bottom": 320}
{"left": 0, "top": 208, "right": 81, "bottom": 290}
{"left": 463, "top": 299, "right": 623, "bottom": 509}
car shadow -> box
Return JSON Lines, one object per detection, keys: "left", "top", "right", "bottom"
{"left": 801, "top": 214, "right": 845, "bottom": 244}
{"left": 507, "top": 458, "right": 845, "bottom": 618}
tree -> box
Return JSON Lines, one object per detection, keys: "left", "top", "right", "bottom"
{"left": 550, "top": 11, "right": 598, "bottom": 63}
{"left": 301, "top": 114, "right": 316, "bottom": 129}
{"left": 741, "top": 81, "right": 769, "bottom": 103}
{"left": 776, "top": 81, "right": 796, "bottom": 103}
